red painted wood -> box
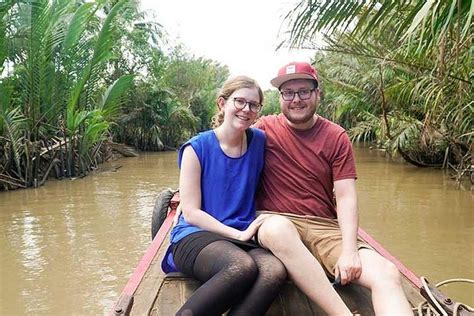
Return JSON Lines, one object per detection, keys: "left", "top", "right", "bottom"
{"left": 358, "top": 228, "right": 422, "bottom": 289}
{"left": 171, "top": 191, "right": 180, "bottom": 204}
{"left": 110, "top": 209, "right": 175, "bottom": 315}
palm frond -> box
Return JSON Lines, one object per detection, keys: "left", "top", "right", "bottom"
{"left": 0, "top": 0, "right": 14, "bottom": 71}
{"left": 67, "top": 0, "right": 131, "bottom": 118}
{"left": 0, "top": 106, "right": 27, "bottom": 180}
{"left": 62, "top": 3, "right": 96, "bottom": 53}
{"left": 99, "top": 74, "right": 134, "bottom": 119}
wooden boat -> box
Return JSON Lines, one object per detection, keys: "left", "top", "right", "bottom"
{"left": 111, "top": 189, "right": 472, "bottom": 316}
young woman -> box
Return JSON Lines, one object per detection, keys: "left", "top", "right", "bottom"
{"left": 162, "top": 76, "right": 286, "bottom": 316}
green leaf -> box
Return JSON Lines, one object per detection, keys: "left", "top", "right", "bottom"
{"left": 99, "top": 74, "right": 134, "bottom": 119}
{"left": 62, "top": 2, "right": 96, "bottom": 52}
{"left": 402, "top": 0, "right": 435, "bottom": 40}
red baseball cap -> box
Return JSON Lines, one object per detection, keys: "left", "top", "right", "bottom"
{"left": 270, "top": 62, "right": 319, "bottom": 89}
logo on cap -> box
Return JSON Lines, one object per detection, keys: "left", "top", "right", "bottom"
{"left": 286, "top": 65, "right": 296, "bottom": 74}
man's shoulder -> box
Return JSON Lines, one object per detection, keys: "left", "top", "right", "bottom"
{"left": 255, "top": 114, "right": 282, "bottom": 129}
{"left": 318, "top": 116, "right": 347, "bottom": 135}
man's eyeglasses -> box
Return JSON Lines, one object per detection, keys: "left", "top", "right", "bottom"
{"left": 280, "top": 88, "right": 315, "bottom": 101}
{"left": 233, "top": 97, "right": 262, "bottom": 113}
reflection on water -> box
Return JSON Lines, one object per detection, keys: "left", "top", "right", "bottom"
{"left": 355, "top": 146, "right": 473, "bottom": 305}
{"left": 0, "top": 148, "right": 472, "bottom": 315}
{"left": 0, "top": 152, "right": 179, "bottom": 315}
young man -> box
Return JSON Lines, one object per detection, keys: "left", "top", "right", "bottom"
{"left": 255, "top": 62, "right": 412, "bottom": 315}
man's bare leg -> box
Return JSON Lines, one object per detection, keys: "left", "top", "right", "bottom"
{"left": 354, "top": 248, "right": 412, "bottom": 315}
{"left": 258, "top": 215, "right": 352, "bottom": 316}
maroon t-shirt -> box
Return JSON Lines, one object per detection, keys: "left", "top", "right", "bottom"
{"left": 255, "top": 114, "right": 357, "bottom": 219}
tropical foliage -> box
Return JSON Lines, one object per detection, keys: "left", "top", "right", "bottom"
{"left": 3, "top": 0, "right": 470, "bottom": 190}
{"left": 261, "top": 89, "right": 281, "bottom": 116}
{"left": 283, "top": 0, "right": 472, "bottom": 179}
{"left": 0, "top": 0, "right": 228, "bottom": 190}
{"left": 1, "top": 0, "right": 136, "bottom": 189}
{"left": 111, "top": 44, "right": 229, "bottom": 150}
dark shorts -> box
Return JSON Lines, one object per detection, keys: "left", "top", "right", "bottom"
{"left": 172, "top": 231, "right": 259, "bottom": 277}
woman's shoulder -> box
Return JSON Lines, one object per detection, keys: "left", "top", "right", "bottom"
{"left": 186, "top": 130, "right": 215, "bottom": 145}
{"left": 179, "top": 130, "right": 215, "bottom": 158}
{"left": 250, "top": 127, "right": 266, "bottom": 140}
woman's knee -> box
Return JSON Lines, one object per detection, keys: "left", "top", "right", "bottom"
{"left": 249, "top": 250, "right": 287, "bottom": 292}
{"left": 262, "top": 257, "right": 287, "bottom": 285}
{"left": 225, "top": 254, "right": 258, "bottom": 284}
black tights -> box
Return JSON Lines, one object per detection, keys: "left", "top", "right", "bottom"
{"left": 176, "top": 241, "right": 287, "bottom": 316}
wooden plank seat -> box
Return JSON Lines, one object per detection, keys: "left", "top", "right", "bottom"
{"left": 150, "top": 272, "right": 375, "bottom": 315}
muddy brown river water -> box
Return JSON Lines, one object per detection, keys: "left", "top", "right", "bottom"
{"left": 0, "top": 147, "right": 472, "bottom": 315}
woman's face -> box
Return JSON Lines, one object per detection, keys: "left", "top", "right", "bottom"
{"left": 219, "top": 87, "right": 260, "bottom": 131}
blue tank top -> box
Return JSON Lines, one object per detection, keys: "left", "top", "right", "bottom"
{"left": 161, "top": 128, "right": 266, "bottom": 273}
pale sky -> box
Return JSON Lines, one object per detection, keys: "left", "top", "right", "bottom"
{"left": 140, "top": 0, "right": 318, "bottom": 90}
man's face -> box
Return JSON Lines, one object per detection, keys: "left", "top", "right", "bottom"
{"left": 279, "top": 79, "right": 319, "bottom": 129}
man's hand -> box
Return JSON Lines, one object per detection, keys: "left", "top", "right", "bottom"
{"left": 334, "top": 249, "right": 362, "bottom": 285}
{"left": 236, "top": 214, "right": 272, "bottom": 241}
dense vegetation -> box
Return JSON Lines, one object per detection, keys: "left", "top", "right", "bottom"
{"left": 0, "top": 0, "right": 228, "bottom": 190}
{"left": 1, "top": 0, "right": 471, "bottom": 191}
{"left": 284, "top": 0, "right": 472, "bottom": 181}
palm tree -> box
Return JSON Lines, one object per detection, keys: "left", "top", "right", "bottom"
{"left": 0, "top": 0, "right": 134, "bottom": 189}
{"left": 283, "top": 0, "right": 472, "bottom": 171}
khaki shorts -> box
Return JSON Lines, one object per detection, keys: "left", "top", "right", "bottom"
{"left": 258, "top": 211, "right": 372, "bottom": 277}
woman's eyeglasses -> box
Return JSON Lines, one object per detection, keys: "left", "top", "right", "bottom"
{"left": 233, "top": 97, "right": 262, "bottom": 113}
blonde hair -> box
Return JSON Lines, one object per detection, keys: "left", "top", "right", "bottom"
{"left": 211, "top": 75, "right": 264, "bottom": 128}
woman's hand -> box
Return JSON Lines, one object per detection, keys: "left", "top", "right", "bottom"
{"left": 236, "top": 214, "right": 272, "bottom": 241}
